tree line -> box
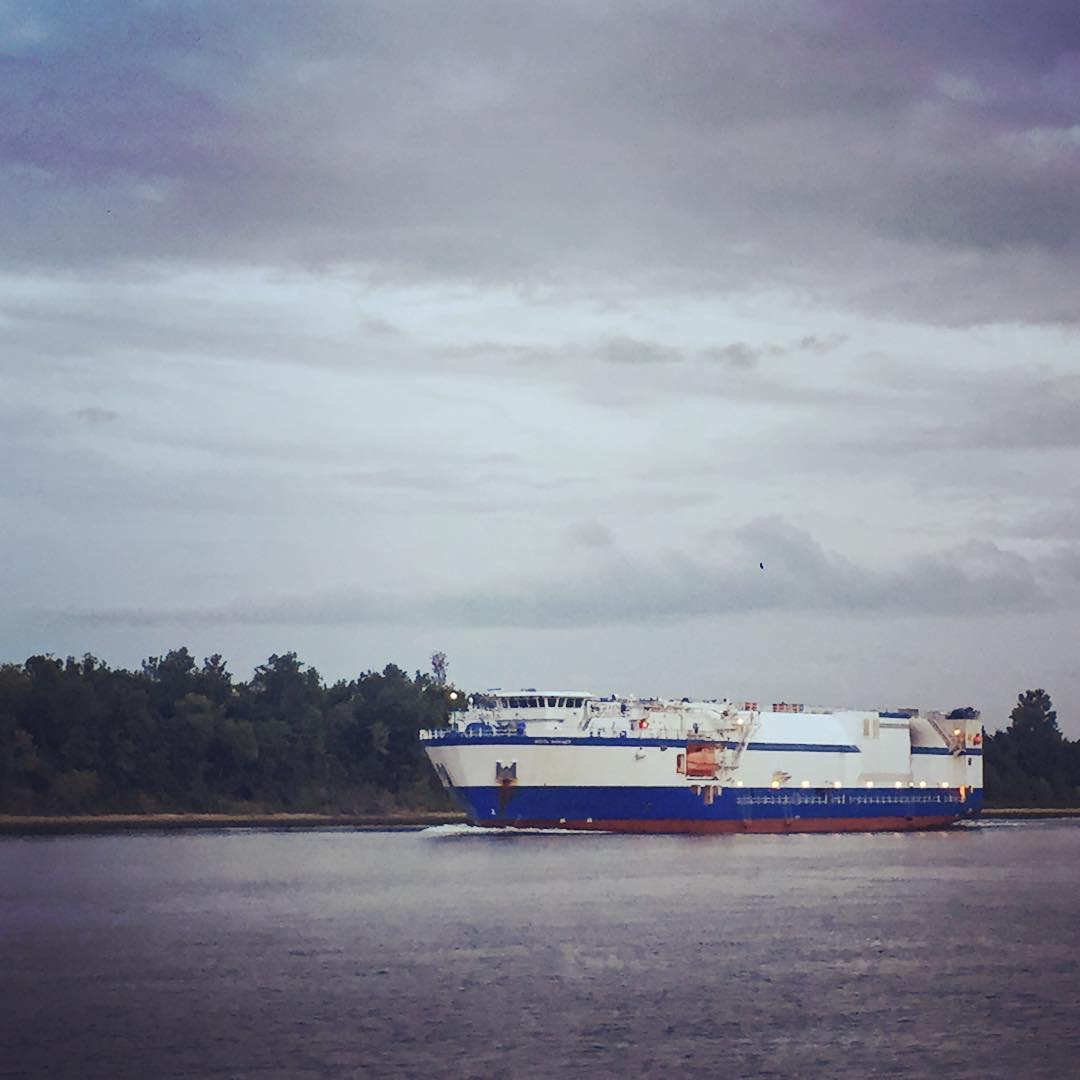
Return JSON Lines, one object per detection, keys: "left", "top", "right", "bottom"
{"left": 983, "top": 689, "right": 1080, "bottom": 807}
{"left": 0, "top": 650, "right": 455, "bottom": 815}
{"left": 0, "top": 650, "right": 1075, "bottom": 813}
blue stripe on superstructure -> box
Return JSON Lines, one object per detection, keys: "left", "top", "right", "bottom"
{"left": 447, "top": 784, "right": 982, "bottom": 824}
{"left": 912, "top": 746, "right": 983, "bottom": 756}
{"left": 422, "top": 733, "right": 861, "bottom": 752}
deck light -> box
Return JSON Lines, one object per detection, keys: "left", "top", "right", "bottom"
{"left": 865, "top": 780, "right": 874, "bottom": 788}
{"left": 940, "top": 782, "right": 949, "bottom": 789}
{"left": 771, "top": 780, "right": 781, "bottom": 789}
{"left": 952, "top": 728, "right": 961, "bottom": 737}
{"left": 919, "top": 780, "right": 927, "bottom": 788}
{"left": 833, "top": 781, "right": 842, "bottom": 789}
{"left": 801, "top": 780, "right": 811, "bottom": 788}
{"left": 735, "top": 779, "right": 744, "bottom": 787}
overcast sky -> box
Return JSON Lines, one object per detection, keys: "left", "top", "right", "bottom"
{"left": 2, "top": 1, "right": 1079, "bottom": 732}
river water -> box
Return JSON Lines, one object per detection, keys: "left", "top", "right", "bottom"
{"left": 2, "top": 820, "right": 1078, "bottom": 1078}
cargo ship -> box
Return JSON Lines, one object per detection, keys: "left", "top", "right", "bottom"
{"left": 420, "top": 692, "right": 983, "bottom": 833}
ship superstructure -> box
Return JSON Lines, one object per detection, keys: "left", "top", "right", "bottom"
{"left": 420, "top": 692, "right": 983, "bottom": 833}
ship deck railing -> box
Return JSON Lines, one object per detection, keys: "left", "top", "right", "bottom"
{"left": 419, "top": 722, "right": 743, "bottom": 743}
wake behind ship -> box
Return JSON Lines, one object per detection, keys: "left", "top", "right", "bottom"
{"left": 421, "top": 692, "right": 983, "bottom": 833}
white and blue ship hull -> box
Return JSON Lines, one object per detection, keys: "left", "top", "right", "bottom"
{"left": 422, "top": 696, "right": 983, "bottom": 834}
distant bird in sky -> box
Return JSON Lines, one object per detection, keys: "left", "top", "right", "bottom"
{"left": 759, "top": 562, "right": 765, "bottom": 570}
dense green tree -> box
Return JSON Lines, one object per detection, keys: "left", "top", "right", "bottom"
{"left": 984, "top": 689, "right": 1078, "bottom": 807}
{"left": 0, "top": 650, "right": 457, "bottom": 815}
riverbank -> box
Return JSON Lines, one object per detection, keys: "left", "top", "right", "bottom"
{"left": 2, "top": 807, "right": 1079, "bottom": 834}
{"left": 0, "top": 811, "right": 467, "bottom": 835}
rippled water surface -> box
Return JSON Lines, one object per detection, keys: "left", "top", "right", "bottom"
{"left": 2, "top": 821, "right": 1079, "bottom": 1078}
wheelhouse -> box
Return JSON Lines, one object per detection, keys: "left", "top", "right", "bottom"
{"left": 494, "top": 692, "right": 591, "bottom": 711}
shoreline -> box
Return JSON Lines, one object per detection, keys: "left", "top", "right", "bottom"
{"left": 0, "top": 811, "right": 467, "bottom": 835}
{"left": 1, "top": 807, "right": 1079, "bottom": 835}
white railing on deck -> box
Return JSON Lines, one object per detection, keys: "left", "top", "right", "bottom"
{"left": 422, "top": 703, "right": 757, "bottom": 745}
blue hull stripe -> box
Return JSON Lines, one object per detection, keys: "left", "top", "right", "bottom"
{"left": 912, "top": 746, "right": 982, "bottom": 757}
{"left": 449, "top": 785, "right": 982, "bottom": 825}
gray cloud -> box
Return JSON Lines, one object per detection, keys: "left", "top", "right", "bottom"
{"left": 600, "top": 337, "right": 682, "bottom": 366}
{"left": 73, "top": 406, "right": 120, "bottom": 424}
{"left": 969, "top": 375, "right": 1080, "bottom": 449}
{"left": 699, "top": 343, "right": 769, "bottom": 368}
{"left": 0, "top": 287, "right": 366, "bottom": 372}
{"left": 795, "top": 335, "right": 848, "bottom": 355}
{"left": 63, "top": 517, "right": 1074, "bottom": 629}
{"left": 698, "top": 335, "right": 848, "bottom": 367}
{"left": 980, "top": 496, "right": 1080, "bottom": 541}
{"left": 3, "top": 2, "right": 1079, "bottom": 322}
{"left": 362, "top": 317, "right": 401, "bottom": 337}
{"left": 568, "top": 521, "right": 615, "bottom": 550}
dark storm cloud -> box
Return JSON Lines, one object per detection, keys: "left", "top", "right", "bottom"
{"left": 3, "top": 1, "right": 1079, "bottom": 322}
{"left": 67, "top": 516, "right": 1074, "bottom": 629}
